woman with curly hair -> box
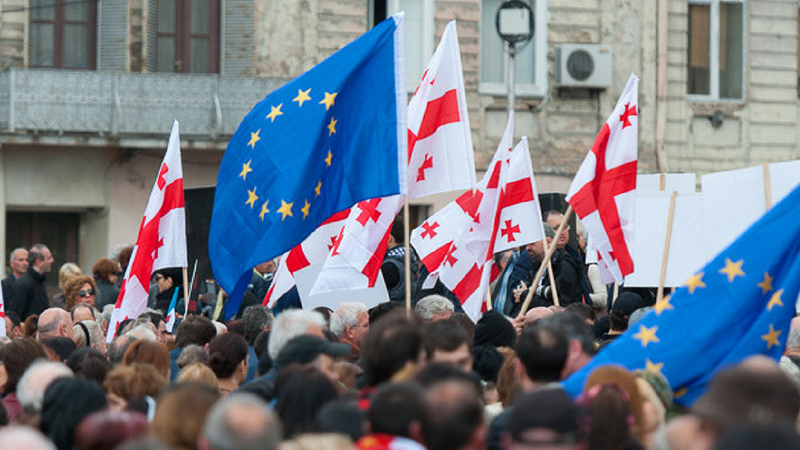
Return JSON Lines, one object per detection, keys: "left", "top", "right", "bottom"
{"left": 64, "top": 275, "right": 98, "bottom": 312}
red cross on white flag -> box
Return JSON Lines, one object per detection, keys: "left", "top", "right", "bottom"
{"left": 107, "top": 120, "right": 187, "bottom": 342}
{"left": 566, "top": 74, "right": 639, "bottom": 283}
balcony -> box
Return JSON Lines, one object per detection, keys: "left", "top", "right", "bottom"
{"left": 0, "top": 69, "right": 287, "bottom": 147}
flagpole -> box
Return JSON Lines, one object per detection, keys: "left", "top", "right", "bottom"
{"left": 546, "top": 260, "right": 560, "bottom": 307}
{"left": 486, "top": 287, "right": 493, "bottom": 311}
{"left": 403, "top": 198, "right": 412, "bottom": 316}
{"left": 182, "top": 267, "right": 190, "bottom": 317}
{"left": 517, "top": 206, "right": 573, "bottom": 318}
{"left": 763, "top": 163, "right": 772, "bottom": 209}
{"left": 612, "top": 282, "right": 619, "bottom": 306}
{"left": 656, "top": 191, "right": 678, "bottom": 304}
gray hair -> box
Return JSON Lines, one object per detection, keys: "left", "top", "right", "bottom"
{"left": 126, "top": 324, "right": 158, "bottom": 342}
{"left": 628, "top": 306, "right": 654, "bottom": 327}
{"left": 330, "top": 302, "right": 368, "bottom": 338}
{"left": 96, "top": 304, "right": 115, "bottom": 331}
{"left": 242, "top": 305, "right": 273, "bottom": 344}
{"left": 108, "top": 334, "right": 136, "bottom": 365}
{"left": 177, "top": 344, "right": 209, "bottom": 369}
{"left": 267, "top": 310, "right": 326, "bottom": 360}
{"left": 788, "top": 326, "right": 800, "bottom": 351}
{"left": 8, "top": 247, "right": 26, "bottom": 263}
{"left": 202, "top": 393, "right": 282, "bottom": 450}
{"left": 0, "top": 426, "right": 57, "bottom": 450}
{"left": 415, "top": 295, "right": 454, "bottom": 320}
{"left": 17, "top": 360, "right": 73, "bottom": 415}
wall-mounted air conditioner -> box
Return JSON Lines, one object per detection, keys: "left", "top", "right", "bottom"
{"left": 555, "top": 44, "right": 613, "bottom": 89}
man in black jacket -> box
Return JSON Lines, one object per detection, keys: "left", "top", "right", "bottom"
{"left": 8, "top": 243, "right": 53, "bottom": 320}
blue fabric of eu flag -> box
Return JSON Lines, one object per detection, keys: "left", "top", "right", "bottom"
{"left": 209, "top": 16, "right": 407, "bottom": 318}
{"left": 562, "top": 181, "right": 800, "bottom": 406}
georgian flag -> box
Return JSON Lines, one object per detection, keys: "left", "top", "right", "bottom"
{"left": 107, "top": 120, "right": 187, "bottom": 342}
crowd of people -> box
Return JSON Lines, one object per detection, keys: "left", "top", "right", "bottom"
{"left": 0, "top": 212, "right": 799, "bottom": 450}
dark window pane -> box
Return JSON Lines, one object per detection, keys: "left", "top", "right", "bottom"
{"left": 688, "top": 4, "right": 710, "bottom": 95}
{"left": 63, "top": 24, "right": 89, "bottom": 68}
{"left": 719, "top": 2, "right": 743, "bottom": 99}
{"left": 158, "top": 0, "right": 176, "bottom": 33}
{"left": 30, "top": 0, "right": 55, "bottom": 21}
{"left": 157, "top": 37, "right": 176, "bottom": 72}
{"left": 65, "top": 0, "right": 89, "bottom": 21}
{"left": 190, "top": 38, "right": 209, "bottom": 73}
{"left": 191, "top": 0, "right": 210, "bottom": 34}
{"left": 30, "top": 23, "right": 55, "bottom": 67}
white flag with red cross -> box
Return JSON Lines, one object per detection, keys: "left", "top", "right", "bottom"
{"left": 566, "top": 73, "right": 639, "bottom": 284}
{"left": 407, "top": 20, "right": 475, "bottom": 200}
{"left": 107, "top": 120, "right": 187, "bottom": 342}
{"left": 0, "top": 285, "right": 6, "bottom": 338}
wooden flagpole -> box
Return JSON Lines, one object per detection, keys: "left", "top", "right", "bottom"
{"left": 403, "top": 199, "right": 412, "bottom": 316}
{"left": 182, "top": 267, "right": 190, "bottom": 317}
{"left": 546, "top": 260, "right": 560, "bottom": 307}
{"left": 763, "top": 163, "right": 772, "bottom": 209}
{"left": 485, "top": 287, "right": 493, "bottom": 311}
{"left": 612, "top": 282, "right": 619, "bottom": 306}
{"left": 656, "top": 191, "right": 678, "bottom": 304}
{"left": 517, "top": 206, "right": 573, "bottom": 318}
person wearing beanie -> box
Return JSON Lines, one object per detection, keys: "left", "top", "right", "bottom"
{"left": 597, "top": 291, "right": 646, "bottom": 349}
{"left": 474, "top": 311, "right": 517, "bottom": 349}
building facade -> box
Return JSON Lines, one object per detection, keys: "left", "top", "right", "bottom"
{"left": 0, "top": 0, "right": 795, "bottom": 283}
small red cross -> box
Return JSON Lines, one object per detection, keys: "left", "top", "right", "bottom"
{"left": 421, "top": 221, "right": 439, "bottom": 239}
{"left": 619, "top": 102, "right": 637, "bottom": 129}
{"left": 417, "top": 154, "right": 434, "bottom": 182}
{"left": 501, "top": 220, "right": 521, "bottom": 242}
{"left": 157, "top": 164, "right": 169, "bottom": 190}
{"left": 329, "top": 229, "right": 344, "bottom": 256}
{"left": 445, "top": 245, "right": 458, "bottom": 266}
{"left": 356, "top": 199, "right": 382, "bottom": 226}
{"left": 152, "top": 237, "right": 165, "bottom": 260}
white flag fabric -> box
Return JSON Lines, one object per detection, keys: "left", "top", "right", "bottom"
{"left": 107, "top": 120, "right": 187, "bottom": 342}
{"left": 0, "top": 283, "right": 6, "bottom": 338}
{"left": 407, "top": 20, "right": 475, "bottom": 200}
{"left": 566, "top": 74, "right": 639, "bottom": 284}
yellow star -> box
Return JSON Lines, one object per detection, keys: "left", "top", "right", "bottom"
{"left": 319, "top": 91, "right": 338, "bottom": 110}
{"left": 758, "top": 272, "right": 774, "bottom": 295}
{"left": 245, "top": 188, "right": 258, "bottom": 209}
{"left": 767, "top": 289, "right": 784, "bottom": 311}
{"left": 277, "top": 200, "right": 293, "bottom": 221}
{"left": 293, "top": 88, "right": 311, "bottom": 107}
{"left": 685, "top": 272, "right": 706, "bottom": 294}
{"left": 633, "top": 324, "right": 660, "bottom": 348}
{"left": 266, "top": 104, "right": 283, "bottom": 122}
{"left": 239, "top": 160, "right": 253, "bottom": 180}
{"left": 325, "top": 150, "right": 333, "bottom": 167}
{"left": 259, "top": 200, "right": 270, "bottom": 221}
{"left": 314, "top": 180, "right": 322, "bottom": 197}
{"left": 719, "top": 258, "right": 745, "bottom": 283}
{"left": 248, "top": 129, "right": 261, "bottom": 149}
{"left": 654, "top": 295, "right": 674, "bottom": 316}
{"left": 301, "top": 200, "right": 311, "bottom": 219}
{"left": 762, "top": 324, "right": 782, "bottom": 350}
{"left": 327, "top": 117, "right": 337, "bottom": 136}
{"left": 645, "top": 359, "right": 664, "bottom": 374}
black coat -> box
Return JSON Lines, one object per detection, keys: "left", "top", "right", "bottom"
{"left": 8, "top": 268, "right": 49, "bottom": 320}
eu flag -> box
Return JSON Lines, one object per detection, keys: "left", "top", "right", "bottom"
{"left": 563, "top": 181, "right": 800, "bottom": 405}
{"left": 209, "top": 15, "right": 407, "bottom": 318}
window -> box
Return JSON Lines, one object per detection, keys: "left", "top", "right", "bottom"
{"left": 372, "top": 0, "right": 435, "bottom": 91}
{"left": 29, "top": 0, "right": 97, "bottom": 69}
{"left": 688, "top": 0, "right": 744, "bottom": 100}
{"left": 155, "top": 0, "right": 220, "bottom": 73}
{"left": 480, "top": 0, "right": 548, "bottom": 97}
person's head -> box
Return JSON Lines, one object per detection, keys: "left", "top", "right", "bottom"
{"left": 116, "top": 245, "right": 134, "bottom": 274}
{"left": 276, "top": 335, "right": 351, "bottom": 384}
{"left": 29, "top": 244, "right": 54, "bottom": 274}
{"left": 64, "top": 275, "right": 98, "bottom": 311}
{"left": 75, "top": 410, "right": 149, "bottom": 450}
{"left": 151, "top": 382, "right": 220, "bottom": 450}
{"left": 369, "top": 382, "right": 425, "bottom": 438}
{"left": 38, "top": 308, "right": 74, "bottom": 340}
{"left": 581, "top": 365, "right": 646, "bottom": 449}
{"left": 362, "top": 311, "right": 424, "bottom": 386}
{"left": 0, "top": 337, "right": 47, "bottom": 394}
{"left": 65, "top": 348, "right": 112, "bottom": 385}
{"left": 103, "top": 363, "right": 168, "bottom": 412}
{"left": 122, "top": 339, "right": 170, "bottom": 379}
{"left": 208, "top": 332, "right": 249, "bottom": 382}
{"left": 177, "top": 344, "right": 209, "bottom": 369}
{"left": 564, "top": 303, "right": 596, "bottom": 324}
{"left": 316, "top": 400, "right": 365, "bottom": 442}
{"left": 0, "top": 426, "right": 57, "bottom": 450}
{"left": 422, "top": 379, "right": 486, "bottom": 450}
{"left": 242, "top": 305, "right": 272, "bottom": 345}
{"left": 177, "top": 362, "right": 219, "bottom": 388}
{"left": 153, "top": 268, "right": 182, "bottom": 294}
{"left": 267, "top": 309, "right": 326, "bottom": 360}
{"left": 71, "top": 304, "right": 97, "bottom": 324}
{"left": 175, "top": 315, "right": 217, "bottom": 349}
{"left": 199, "top": 393, "right": 282, "bottom": 450}
{"left": 330, "top": 302, "right": 370, "bottom": 348}
{"left": 526, "top": 224, "right": 555, "bottom": 261}
{"left": 41, "top": 377, "right": 108, "bottom": 450}
{"left": 8, "top": 247, "right": 29, "bottom": 277}
{"left": 91, "top": 257, "right": 120, "bottom": 284}
{"left": 544, "top": 211, "right": 570, "bottom": 249}
{"left": 5, "top": 311, "right": 21, "bottom": 339}
{"left": 515, "top": 323, "right": 568, "bottom": 389}
{"left": 17, "top": 360, "right": 74, "bottom": 416}
{"left": 72, "top": 320, "right": 106, "bottom": 355}
{"left": 42, "top": 336, "right": 77, "bottom": 362}
{"left": 415, "top": 295, "right": 455, "bottom": 321}
{"left": 423, "top": 319, "right": 473, "bottom": 372}
{"left": 504, "top": 389, "right": 587, "bottom": 450}
{"left": 274, "top": 365, "right": 338, "bottom": 439}
{"left": 474, "top": 311, "right": 517, "bottom": 348}
{"left": 108, "top": 334, "right": 136, "bottom": 365}
{"left": 57, "top": 262, "right": 82, "bottom": 292}
{"left": 541, "top": 313, "right": 596, "bottom": 379}
{"left": 254, "top": 259, "right": 276, "bottom": 275}
{"left": 609, "top": 292, "right": 646, "bottom": 332}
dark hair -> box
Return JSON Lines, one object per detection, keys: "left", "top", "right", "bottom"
{"left": 367, "top": 302, "right": 404, "bottom": 324}
{"left": 415, "top": 363, "right": 483, "bottom": 390}
{"left": 714, "top": 423, "right": 800, "bottom": 450}
{"left": 361, "top": 311, "right": 423, "bottom": 386}
{"left": 5, "top": 311, "right": 20, "bottom": 327}
{"left": 153, "top": 267, "right": 182, "bottom": 286}
{"left": 42, "top": 336, "right": 77, "bottom": 362}
{"left": 421, "top": 379, "right": 484, "bottom": 450}
{"left": 116, "top": 245, "right": 134, "bottom": 272}
{"left": 257, "top": 352, "right": 273, "bottom": 378}
{"left": 75, "top": 410, "right": 149, "bottom": 450}
{"left": 543, "top": 312, "right": 597, "bottom": 356}
{"left": 108, "top": 334, "right": 136, "bottom": 365}
{"left": 145, "top": 311, "right": 166, "bottom": 329}
{"left": 243, "top": 305, "right": 270, "bottom": 345}
{"left": 115, "top": 319, "right": 133, "bottom": 338}
{"left": 317, "top": 400, "right": 366, "bottom": 442}
{"left": 582, "top": 385, "right": 637, "bottom": 450}
{"left": 312, "top": 306, "right": 333, "bottom": 326}
{"left": 254, "top": 330, "right": 270, "bottom": 361}
{"left": 67, "top": 348, "right": 113, "bottom": 385}
{"left": 423, "top": 319, "right": 471, "bottom": 359}
{"left": 28, "top": 244, "right": 47, "bottom": 265}
{"left": 516, "top": 323, "right": 569, "bottom": 383}
{"left": 369, "top": 382, "right": 425, "bottom": 437}
{"left": 207, "top": 332, "right": 249, "bottom": 379}
{"left": 564, "top": 302, "right": 597, "bottom": 322}
{"left": 274, "top": 365, "right": 338, "bottom": 439}
{"left": 41, "top": 377, "right": 108, "bottom": 450}
{"left": 174, "top": 315, "right": 217, "bottom": 348}
{"left": 225, "top": 319, "right": 244, "bottom": 338}
{"left": 449, "top": 313, "right": 476, "bottom": 340}
{"left": 390, "top": 215, "right": 404, "bottom": 243}
{"left": 151, "top": 382, "right": 220, "bottom": 450}
{"left": 92, "top": 258, "right": 119, "bottom": 282}
{"left": 472, "top": 345, "right": 505, "bottom": 383}
{"left": 0, "top": 338, "right": 47, "bottom": 393}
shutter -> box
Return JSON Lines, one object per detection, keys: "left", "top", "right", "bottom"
{"left": 146, "top": 0, "right": 158, "bottom": 72}
{"left": 98, "top": 0, "right": 128, "bottom": 71}
{"left": 221, "top": 0, "right": 254, "bottom": 76}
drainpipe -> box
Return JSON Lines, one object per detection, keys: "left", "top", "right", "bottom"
{"left": 655, "top": 0, "right": 669, "bottom": 172}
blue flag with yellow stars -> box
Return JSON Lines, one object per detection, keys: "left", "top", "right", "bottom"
{"left": 209, "top": 15, "right": 407, "bottom": 319}
{"left": 563, "top": 181, "right": 800, "bottom": 406}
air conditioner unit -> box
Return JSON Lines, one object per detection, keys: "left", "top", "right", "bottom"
{"left": 555, "top": 44, "right": 613, "bottom": 89}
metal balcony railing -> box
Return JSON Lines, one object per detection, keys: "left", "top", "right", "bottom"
{"left": 0, "top": 69, "right": 286, "bottom": 139}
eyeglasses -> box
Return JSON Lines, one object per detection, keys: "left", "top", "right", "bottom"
{"left": 78, "top": 289, "right": 95, "bottom": 298}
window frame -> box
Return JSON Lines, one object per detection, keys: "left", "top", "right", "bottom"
{"left": 154, "top": 0, "right": 221, "bottom": 74}
{"left": 29, "top": 0, "right": 98, "bottom": 70}
{"left": 479, "top": 0, "right": 549, "bottom": 98}
{"left": 687, "top": 0, "right": 746, "bottom": 102}
{"left": 383, "top": 0, "right": 435, "bottom": 92}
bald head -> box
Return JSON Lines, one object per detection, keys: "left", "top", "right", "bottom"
{"left": 38, "top": 308, "right": 74, "bottom": 340}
